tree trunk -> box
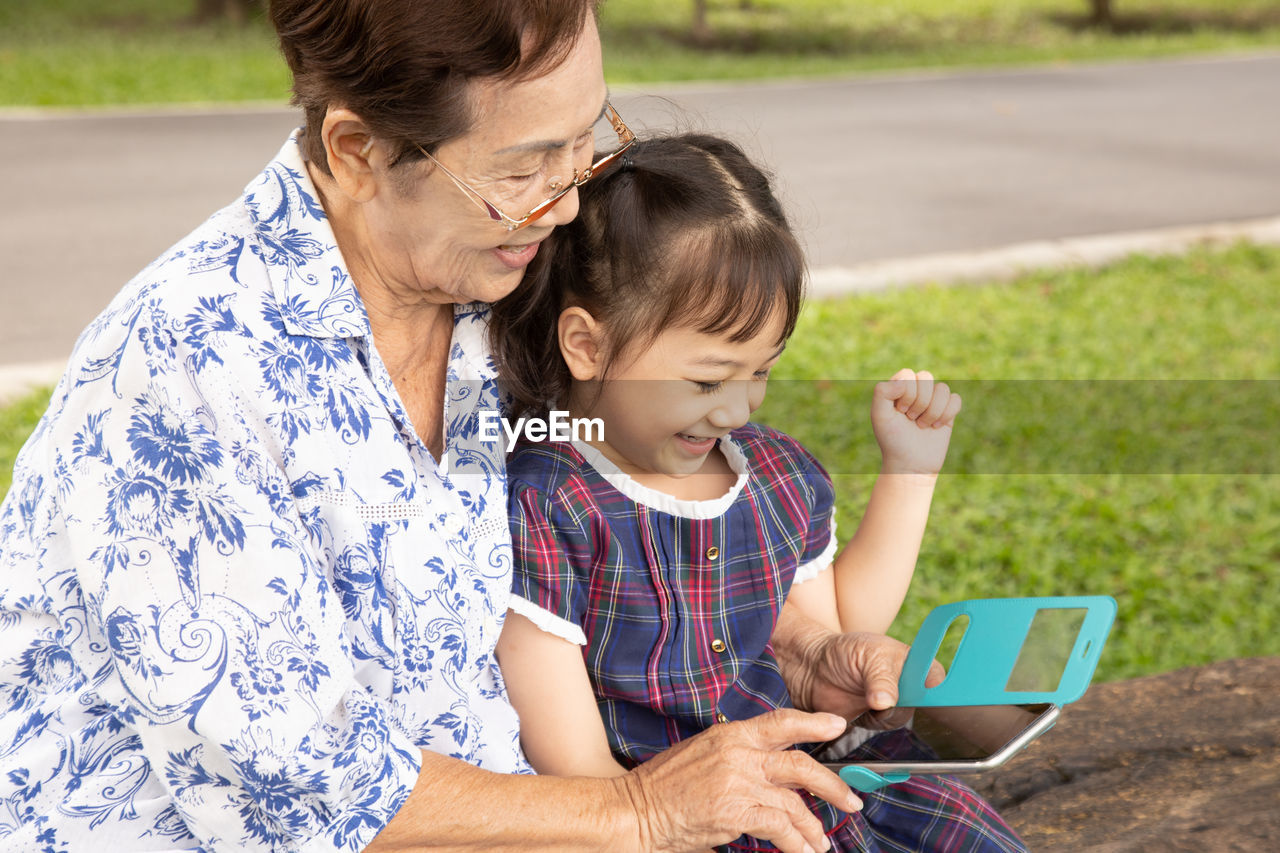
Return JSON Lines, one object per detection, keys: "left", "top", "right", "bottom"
{"left": 691, "top": 0, "right": 712, "bottom": 44}
{"left": 194, "top": 0, "right": 256, "bottom": 25}
{"left": 1088, "top": 0, "right": 1114, "bottom": 28}
{"left": 974, "top": 658, "right": 1280, "bottom": 849}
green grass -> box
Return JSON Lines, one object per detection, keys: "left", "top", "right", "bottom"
{"left": 757, "top": 242, "right": 1280, "bottom": 682}
{"left": 4, "top": 244, "right": 1277, "bottom": 682}
{"left": 0, "top": 386, "right": 51, "bottom": 497}
{"left": 0, "top": 0, "right": 291, "bottom": 107}
{"left": 603, "top": 0, "right": 1280, "bottom": 84}
{"left": 2, "top": 0, "right": 1279, "bottom": 106}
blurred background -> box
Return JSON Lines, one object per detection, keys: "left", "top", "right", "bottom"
{"left": 3, "top": 0, "right": 1279, "bottom": 105}
{"left": 1, "top": 0, "right": 1278, "bottom": 684}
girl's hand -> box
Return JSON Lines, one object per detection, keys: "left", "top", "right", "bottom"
{"left": 871, "top": 369, "right": 961, "bottom": 476}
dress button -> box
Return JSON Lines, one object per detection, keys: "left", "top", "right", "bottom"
{"left": 716, "top": 712, "right": 730, "bottom": 724}
{"left": 711, "top": 638, "right": 727, "bottom": 654}
{"left": 705, "top": 546, "right": 720, "bottom": 560}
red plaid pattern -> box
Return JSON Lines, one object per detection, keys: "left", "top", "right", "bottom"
{"left": 508, "top": 423, "right": 1025, "bottom": 852}
{"left": 509, "top": 425, "right": 833, "bottom": 756}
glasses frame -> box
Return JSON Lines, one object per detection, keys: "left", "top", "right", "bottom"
{"left": 415, "top": 102, "right": 637, "bottom": 232}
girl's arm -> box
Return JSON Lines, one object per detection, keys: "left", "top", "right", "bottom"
{"left": 496, "top": 609, "right": 629, "bottom": 778}
{"left": 789, "top": 370, "right": 960, "bottom": 635}
{"left": 828, "top": 472, "right": 939, "bottom": 634}
{"left": 834, "top": 370, "right": 960, "bottom": 634}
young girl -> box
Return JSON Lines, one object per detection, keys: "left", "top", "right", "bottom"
{"left": 489, "top": 134, "right": 1024, "bottom": 852}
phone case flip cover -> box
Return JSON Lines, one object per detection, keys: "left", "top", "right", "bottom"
{"left": 838, "top": 596, "right": 1116, "bottom": 793}
{"left": 897, "top": 596, "right": 1117, "bottom": 707}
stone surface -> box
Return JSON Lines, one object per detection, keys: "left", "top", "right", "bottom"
{"left": 971, "top": 657, "right": 1280, "bottom": 851}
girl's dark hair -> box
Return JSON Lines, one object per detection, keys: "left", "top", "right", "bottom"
{"left": 269, "top": 0, "right": 599, "bottom": 174}
{"left": 490, "top": 133, "right": 806, "bottom": 417}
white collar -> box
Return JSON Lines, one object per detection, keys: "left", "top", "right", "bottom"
{"left": 571, "top": 436, "right": 750, "bottom": 519}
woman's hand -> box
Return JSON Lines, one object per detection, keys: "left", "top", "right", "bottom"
{"left": 784, "top": 630, "right": 916, "bottom": 731}
{"left": 871, "top": 369, "right": 961, "bottom": 477}
{"left": 618, "top": 709, "right": 861, "bottom": 853}
{"left": 773, "top": 602, "right": 923, "bottom": 730}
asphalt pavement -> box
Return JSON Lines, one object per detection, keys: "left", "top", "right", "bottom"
{"left": 2, "top": 51, "right": 1278, "bottom": 376}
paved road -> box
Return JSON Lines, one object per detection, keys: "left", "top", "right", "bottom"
{"left": 2, "top": 52, "right": 1278, "bottom": 366}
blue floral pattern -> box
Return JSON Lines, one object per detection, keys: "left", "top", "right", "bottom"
{"left": 0, "top": 133, "right": 527, "bottom": 851}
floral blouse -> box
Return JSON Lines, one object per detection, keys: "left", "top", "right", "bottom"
{"left": 0, "top": 133, "right": 527, "bottom": 851}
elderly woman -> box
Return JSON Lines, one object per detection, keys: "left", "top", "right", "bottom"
{"left": 0, "top": 1, "right": 915, "bottom": 851}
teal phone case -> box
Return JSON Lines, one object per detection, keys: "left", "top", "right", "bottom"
{"left": 841, "top": 766, "right": 911, "bottom": 793}
{"left": 897, "top": 596, "right": 1117, "bottom": 707}
{"left": 837, "top": 596, "right": 1115, "bottom": 792}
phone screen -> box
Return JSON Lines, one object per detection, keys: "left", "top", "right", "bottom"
{"left": 819, "top": 703, "right": 1058, "bottom": 774}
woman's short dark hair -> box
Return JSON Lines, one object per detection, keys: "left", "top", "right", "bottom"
{"left": 490, "top": 133, "right": 806, "bottom": 418}
{"left": 269, "top": 0, "right": 599, "bottom": 174}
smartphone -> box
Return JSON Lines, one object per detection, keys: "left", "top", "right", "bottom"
{"left": 820, "top": 702, "right": 1060, "bottom": 776}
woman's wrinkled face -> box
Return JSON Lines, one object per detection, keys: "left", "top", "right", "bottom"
{"left": 364, "top": 17, "right": 607, "bottom": 307}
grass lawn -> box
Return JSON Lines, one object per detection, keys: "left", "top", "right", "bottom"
{"left": 2, "top": 0, "right": 1279, "bottom": 106}
{"left": 761, "top": 242, "right": 1280, "bottom": 682}
{"left": 0, "top": 387, "right": 49, "bottom": 498}
{"left": 3, "top": 244, "right": 1277, "bottom": 683}
{"left": 604, "top": 0, "right": 1280, "bottom": 83}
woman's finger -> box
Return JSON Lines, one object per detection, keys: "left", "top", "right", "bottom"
{"left": 758, "top": 742, "right": 863, "bottom": 816}
{"left": 737, "top": 708, "right": 849, "bottom": 752}
{"left": 685, "top": 741, "right": 830, "bottom": 853}
{"left": 732, "top": 712, "right": 864, "bottom": 811}
{"left": 738, "top": 784, "right": 832, "bottom": 853}
{"left": 926, "top": 658, "right": 948, "bottom": 687}
{"left": 843, "top": 633, "right": 906, "bottom": 710}
{"left": 624, "top": 711, "right": 856, "bottom": 852}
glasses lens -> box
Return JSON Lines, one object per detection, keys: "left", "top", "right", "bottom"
{"left": 509, "top": 107, "right": 633, "bottom": 230}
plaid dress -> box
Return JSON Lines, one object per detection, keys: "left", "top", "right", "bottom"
{"left": 507, "top": 423, "right": 1026, "bottom": 852}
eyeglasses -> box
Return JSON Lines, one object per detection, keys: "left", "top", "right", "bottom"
{"left": 415, "top": 102, "right": 637, "bottom": 232}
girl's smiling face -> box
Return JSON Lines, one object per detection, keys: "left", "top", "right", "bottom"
{"left": 566, "top": 309, "right": 788, "bottom": 486}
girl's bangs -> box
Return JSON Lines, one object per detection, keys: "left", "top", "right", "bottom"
{"left": 664, "top": 222, "right": 805, "bottom": 345}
